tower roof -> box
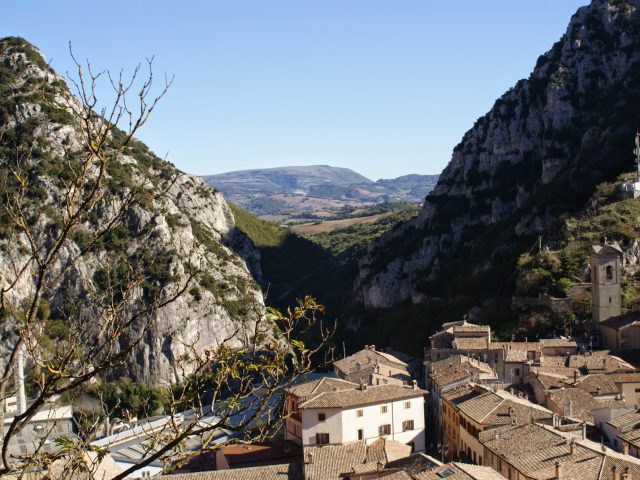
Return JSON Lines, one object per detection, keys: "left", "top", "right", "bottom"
{"left": 592, "top": 242, "right": 623, "bottom": 256}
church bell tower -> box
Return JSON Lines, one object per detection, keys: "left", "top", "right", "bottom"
{"left": 590, "top": 242, "right": 623, "bottom": 323}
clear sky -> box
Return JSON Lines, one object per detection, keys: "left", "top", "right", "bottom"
{"left": 4, "top": 1, "right": 588, "bottom": 181}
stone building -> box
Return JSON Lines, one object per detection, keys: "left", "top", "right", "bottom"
{"left": 591, "top": 242, "right": 623, "bottom": 324}
{"left": 333, "top": 346, "right": 412, "bottom": 386}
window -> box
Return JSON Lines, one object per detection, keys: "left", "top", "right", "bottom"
{"left": 356, "top": 409, "right": 364, "bottom": 417}
{"left": 403, "top": 420, "right": 414, "bottom": 431}
{"left": 379, "top": 424, "right": 391, "bottom": 436}
{"left": 316, "top": 433, "right": 329, "bottom": 445}
{"left": 318, "top": 413, "right": 326, "bottom": 422}
{"left": 514, "top": 368, "right": 520, "bottom": 376}
{"left": 606, "top": 265, "right": 613, "bottom": 281}
{"left": 380, "top": 405, "right": 388, "bottom": 414}
{"left": 404, "top": 401, "right": 411, "bottom": 409}
{"left": 357, "top": 428, "right": 363, "bottom": 440}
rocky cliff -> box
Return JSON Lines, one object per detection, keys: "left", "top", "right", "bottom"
{"left": 356, "top": 0, "right": 640, "bottom": 309}
{"left": 0, "top": 37, "right": 263, "bottom": 384}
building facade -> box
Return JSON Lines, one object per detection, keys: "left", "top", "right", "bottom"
{"left": 591, "top": 243, "right": 623, "bottom": 324}
{"left": 284, "top": 377, "right": 426, "bottom": 452}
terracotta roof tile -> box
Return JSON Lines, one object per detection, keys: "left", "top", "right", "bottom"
{"left": 600, "top": 312, "right": 640, "bottom": 330}
{"left": 457, "top": 390, "right": 552, "bottom": 426}
{"left": 157, "top": 463, "right": 304, "bottom": 480}
{"left": 298, "top": 384, "right": 425, "bottom": 410}
{"left": 413, "top": 462, "right": 507, "bottom": 480}
{"left": 452, "top": 324, "right": 490, "bottom": 334}
{"left": 429, "top": 364, "right": 472, "bottom": 387}
{"left": 286, "top": 377, "right": 358, "bottom": 398}
{"left": 333, "top": 348, "right": 408, "bottom": 375}
{"left": 540, "top": 338, "right": 578, "bottom": 348}
{"left": 611, "top": 373, "right": 640, "bottom": 384}
{"left": 451, "top": 337, "right": 489, "bottom": 350}
{"left": 572, "top": 374, "right": 620, "bottom": 396}
{"left": 489, "top": 342, "right": 540, "bottom": 351}
{"left": 546, "top": 387, "right": 625, "bottom": 424}
{"left": 607, "top": 410, "right": 640, "bottom": 429}
{"left": 441, "top": 385, "right": 480, "bottom": 404}
{"left": 303, "top": 439, "right": 411, "bottom": 480}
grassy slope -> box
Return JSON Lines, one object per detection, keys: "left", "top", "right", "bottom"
{"left": 229, "top": 203, "right": 350, "bottom": 308}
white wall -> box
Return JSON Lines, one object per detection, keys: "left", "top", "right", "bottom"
{"left": 593, "top": 406, "right": 634, "bottom": 449}
{"left": 619, "top": 382, "right": 640, "bottom": 405}
{"left": 300, "top": 395, "right": 426, "bottom": 451}
{"left": 300, "top": 408, "right": 343, "bottom": 446}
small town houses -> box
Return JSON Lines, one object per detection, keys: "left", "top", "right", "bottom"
{"left": 32, "top": 242, "right": 640, "bottom": 479}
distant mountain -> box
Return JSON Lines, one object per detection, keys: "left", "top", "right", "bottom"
{"left": 375, "top": 174, "right": 441, "bottom": 201}
{"left": 204, "top": 166, "right": 439, "bottom": 221}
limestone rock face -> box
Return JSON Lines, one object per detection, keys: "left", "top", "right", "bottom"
{"left": 356, "top": 0, "right": 640, "bottom": 309}
{"left": 0, "top": 37, "right": 263, "bottom": 384}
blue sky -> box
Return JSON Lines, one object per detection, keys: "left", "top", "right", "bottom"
{"left": 4, "top": 1, "right": 588, "bottom": 180}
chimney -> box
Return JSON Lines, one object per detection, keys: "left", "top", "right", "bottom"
{"left": 306, "top": 452, "right": 314, "bottom": 464}
{"left": 623, "top": 466, "right": 632, "bottom": 480}
{"left": 15, "top": 344, "right": 26, "bottom": 416}
{"left": 582, "top": 421, "right": 587, "bottom": 440}
{"left": 569, "top": 439, "right": 575, "bottom": 455}
{"left": 371, "top": 345, "right": 376, "bottom": 351}
{"left": 555, "top": 461, "right": 561, "bottom": 479}
{"left": 574, "top": 370, "right": 578, "bottom": 384}
{"left": 412, "top": 380, "right": 418, "bottom": 390}
{"left": 623, "top": 440, "right": 630, "bottom": 456}
{"left": 596, "top": 386, "right": 602, "bottom": 396}
{"left": 613, "top": 466, "right": 619, "bottom": 480}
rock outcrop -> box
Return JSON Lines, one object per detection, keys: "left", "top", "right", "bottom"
{"left": 356, "top": 0, "right": 640, "bottom": 308}
{"left": 0, "top": 37, "right": 263, "bottom": 384}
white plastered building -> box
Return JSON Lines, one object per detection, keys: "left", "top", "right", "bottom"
{"left": 284, "top": 377, "right": 426, "bottom": 452}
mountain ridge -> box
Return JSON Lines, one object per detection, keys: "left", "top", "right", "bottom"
{"left": 0, "top": 36, "right": 263, "bottom": 384}
{"left": 205, "top": 165, "right": 439, "bottom": 221}
{"left": 356, "top": 0, "right": 640, "bottom": 310}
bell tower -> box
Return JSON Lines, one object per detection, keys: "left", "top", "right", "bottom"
{"left": 590, "top": 242, "right": 623, "bottom": 323}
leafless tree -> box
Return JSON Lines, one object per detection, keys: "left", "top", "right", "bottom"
{"left": 0, "top": 43, "right": 332, "bottom": 479}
